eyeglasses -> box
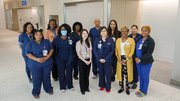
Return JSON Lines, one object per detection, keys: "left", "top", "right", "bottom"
{"left": 61, "top": 29, "right": 67, "bottom": 31}
{"left": 101, "top": 30, "right": 107, "bottom": 33}
{"left": 141, "top": 30, "right": 147, "bottom": 32}
{"left": 121, "top": 31, "right": 128, "bottom": 33}
{"left": 75, "top": 25, "right": 80, "bottom": 27}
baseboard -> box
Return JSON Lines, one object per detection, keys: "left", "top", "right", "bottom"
{"left": 170, "top": 79, "right": 180, "bottom": 87}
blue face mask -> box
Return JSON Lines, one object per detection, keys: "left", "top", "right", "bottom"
{"left": 61, "top": 30, "right": 67, "bottom": 36}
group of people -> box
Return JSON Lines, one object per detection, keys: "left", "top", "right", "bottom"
{"left": 18, "top": 18, "right": 155, "bottom": 99}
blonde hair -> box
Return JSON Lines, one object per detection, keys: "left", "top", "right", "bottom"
{"left": 121, "top": 26, "right": 129, "bottom": 32}
{"left": 141, "top": 25, "right": 151, "bottom": 33}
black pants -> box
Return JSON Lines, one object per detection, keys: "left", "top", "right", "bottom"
{"left": 112, "top": 54, "right": 117, "bottom": 76}
{"left": 52, "top": 63, "right": 58, "bottom": 79}
{"left": 119, "top": 55, "right": 129, "bottom": 89}
{"left": 78, "top": 59, "right": 91, "bottom": 92}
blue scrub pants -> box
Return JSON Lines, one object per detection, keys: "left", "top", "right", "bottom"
{"left": 92, "top": 51, "right": 98, "bottom": 75}
{"left": 133, "top": 58, "right": 139, "bottom": 83}
{"left": 136, "top": 63, "right": 152, "bottom": 94}
{"left": 57, "top": 60, "right": 74, "bottom": 90}
{"left": 73, "top": 53, "right": 78, "bottom": 77}
{"left": 23, "top": 55, "right": 31, "bottom": 79}
{"left": 30, "top": 64, "right": 53, "bottom": 96}
{"left": 97, "top": 62, "right": 112, "bottom": 91}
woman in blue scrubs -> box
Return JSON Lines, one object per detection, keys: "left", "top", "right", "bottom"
{"left": 134, "top": 25, "right": 155, "bottom": 97}
{"left": 128, "top": 25, "right": 142, "bottom": 89}
{"left": 52, "top": 24, "right": 75, "bottom": 93}
{"left": 71, "top": 22, "right": 83, "bottom": 80}
{"left": 18, "top": 22, "right": 34, "bottom": 83}
{"left": 93, "top": 26, "right": 115, "bottom": 93}
{"left": 107, "top": 20, "right": 121, "bottom": 82}
{"left": 26, "top": 29, "right": 54, "bottom": 99}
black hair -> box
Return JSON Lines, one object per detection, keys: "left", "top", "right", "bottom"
{"left": 22, "top": 22, "right": 35, "bottom": 34}
{"left": 72, "top": 22, "right": 83, "bottom": 32}
{"left": 47, "top": 19, "right": 57, "bottom": 30}
{"left": 58, "top": 23, "right": 71, "bottom": 36}
{"left": 99, "top": 26, "right": 108, "bottom": 37}
{"left": 33, "top": 29, "right": 44, "bottom": 40}
{"left": 108, "top": 20, "right": 119, "bottom": 38}
{"left": 79, "top": 29, "right": 90, "bottom": 48}
{"left": 131, "top": 25, "right": 138, "bottom": 30}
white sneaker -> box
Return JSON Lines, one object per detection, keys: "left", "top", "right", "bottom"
{"left": 69, "top": 87, "right": 75, "bottom": 91}
{"left": 92, "top": 75, "right": 97, "bottom": 79}
{"left": 60, "top": 89, "right": 66, "bottom": 93}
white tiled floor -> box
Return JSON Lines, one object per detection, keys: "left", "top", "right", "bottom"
{"left": 0, "top": 29, "right": 180, "bottom": 101}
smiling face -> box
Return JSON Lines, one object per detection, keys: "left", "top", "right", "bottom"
{"left": 26, "top": 24, "right": 33, "bottom": 34}
{"left": 100, "top": 28, "right": 108, "bottom": 38}
{"left": 141, "top": 27, "right": 149, "bottom": 37}
{"left": 131, "top": 26, "right": 138, "bottom": 35}
{"left": 34, "top": 32, "right": 42, "bottom": 41}
{"left": 50, "top": 21, "right": 56, "bottom": 30}
{"left": 121, "top": 30, "right": 128, "bottom": 37}
{"left": 110, "top": 21, "right": 116, "bottom": 30}
{"left": 82, "top": 30, "right": 88, "bottom": 41}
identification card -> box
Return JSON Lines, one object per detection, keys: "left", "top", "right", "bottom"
{"left": 112, "top": 37, "right": 116, "bottom": 42}
{"left": 125, "top": 43, "right": 129, "bottom": 45}
{"left": 98, "top": 43, "right": 102, "bottom": 49}
{"left": 43, "top": 49, "right": 48, "bottom": 56}
{"left": 138, "top": 44, "right": 143, "bottom": 49}
{"left": 69, "top": 40, "right": 73, "bottom": 45}
{"left": 86, "top": 53, "right": 90, "bottom": 59}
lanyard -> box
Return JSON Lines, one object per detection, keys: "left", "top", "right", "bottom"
{"left": 83, "top": 42, "right": 88, "bottom": 52}
{"left": 27, "top": 34, "right": 33, "bottom": 41}
{"left": 50, "top": 29, "right": 57, "bottom": 37}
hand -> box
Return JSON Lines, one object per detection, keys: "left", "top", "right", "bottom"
{"left": 42, "top": 57, "right": 48, "bottom": 63}
{"left": 100, "top": 59, "right": 105, "bottom": 63}
{"left": 84, "top": 60, "right": 89, "bottom": 65}
{"left": 122, "top": 60, "right": 127, "bottom": 64}
{"left": 37, "top": 58, "right": 44, "bottom": 63}
{"left": 135, "top": 58, "right": 140, "bottom": 64}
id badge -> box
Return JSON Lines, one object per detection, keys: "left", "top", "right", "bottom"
{"left": 43, "top": 49, "right": 48, "bottom": 56}
{"left": 86, "top": 53, "right": 90, "bottom": 59}
{"left": 112, "top": 37, "right": 116, "bottom": 42}
{"left": 138, "top": 44, "right": 143, "bottom": 49}
{"left": 69, "top": 40, "right": 73, "bottom": 45}
{"left": 98, "top": 43, "right": 102, "bottom": 49}
{"left": 125, "top": 43, "right": 129, "bottom": 45}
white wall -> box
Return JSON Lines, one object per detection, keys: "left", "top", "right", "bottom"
{"left": 142, "top": 0, "right": 178, "bottom": 63}
{"left": 171, "top": 0, "right": 180, "bottom": 84}
{"left": 65, "top": 1, "right": 104, "bottom": 31}
{"left": 5, "top": 10, "right": 13, "bottom": 30}
{"left": 17, "top": 8, "right": 38, "bottom": 32}
{"left": 0, "top": 0, "right": 6, "bottom": 29}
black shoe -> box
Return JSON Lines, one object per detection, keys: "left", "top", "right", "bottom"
{"left": 131, "top": 83, "right": 137, "bottom": 89}
{"left": 81, "top": 91, "right": 85, "bottom": 95}
{"left": 111, "top": 76, "right": 115, "bottom": 82}
{"left": 74, "top": 77, "right": 78, "bottom": 80}
{"left": 118, "top": 88, "right": 124, "bottom": 93}
{"left": 86, "top": 89, "right": 90, "bottom": 92}
{"left": 126, "top": 89, "right": 130, "bottom": 95}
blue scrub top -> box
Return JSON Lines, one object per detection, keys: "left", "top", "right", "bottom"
{"left": 71, "top": 31, "right": 80, "bottom": 42}
{"left": 18, "top": 33, "right": 33, "bottom": 56}
{"left": 25, "top": 39, "right": 54, "bottom": 68}
{"left": 89, "top": 27, "right": 101, "bottom": 46}
{"left": 52, "top": 36, "right": 75, "bottom": 62}
{"left": 129, "top": 33, "right": 142, "bottom": 42}
{"left": 136, "top": 38, "right": 147, "bottom": 58}
{"left": 93, "top": 37, "right": 115, "bottom": 64}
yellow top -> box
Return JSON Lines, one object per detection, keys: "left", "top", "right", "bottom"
{"left": 115, "top": 37, "right": 135, "bottom": 82}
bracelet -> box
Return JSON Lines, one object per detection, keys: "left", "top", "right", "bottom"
{"left": 138, "top": 59, "right": 141, "bottom": 62}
